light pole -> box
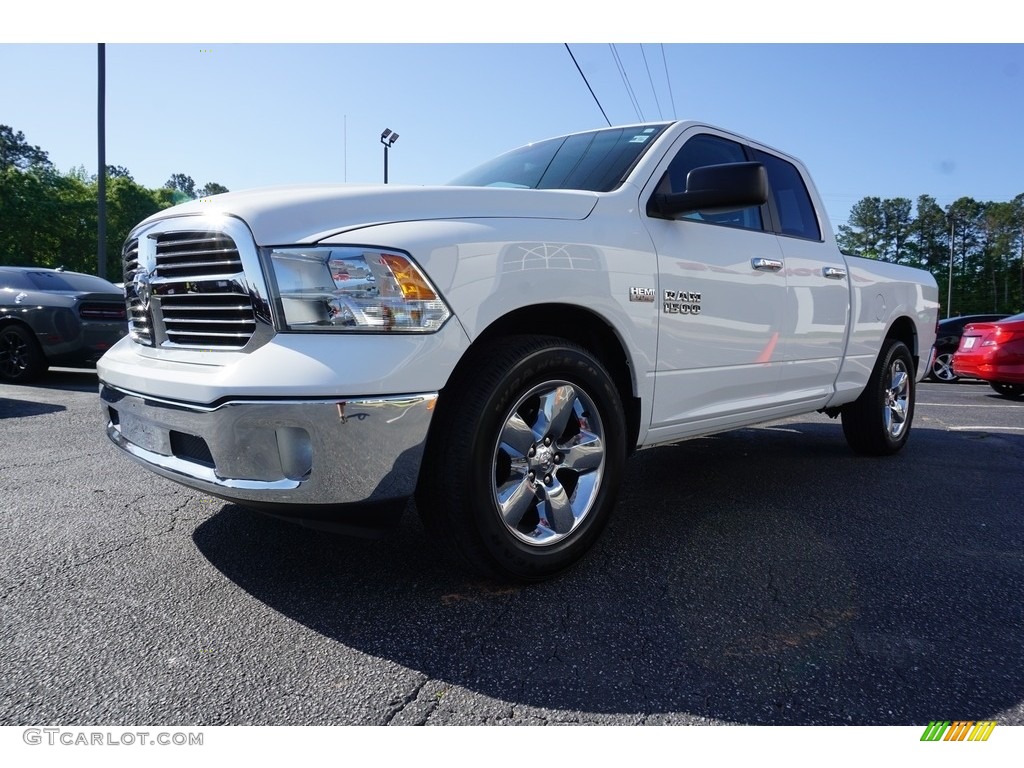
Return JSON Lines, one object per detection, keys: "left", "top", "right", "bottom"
{"left": 380, "top": 128, "right": 399, "bottom": 184}
{"left": 947, "top": 218, "right": 955, "bottom": 318}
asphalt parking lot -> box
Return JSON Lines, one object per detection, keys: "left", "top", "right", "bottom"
{"left": 1, "top": 373, "right": 1022, "bottom": 726}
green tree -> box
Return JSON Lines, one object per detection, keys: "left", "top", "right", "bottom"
{"left": 909, "top": 195, "right": 949, "bottom": 271}
{"left": 105, "top": 165, "right": 134, "bottom": 181}
{"left": 837, "top": 196, "right": 885, "bottom": 258}
{"left": 881, "top": 198, "right": 913, "bottom": 264}
{"left": 0, "top": 125, "right": 52, "bottom": 171}
{"left": 197, "top": 181, "right": 229, "bottom": 197}
{"left": 164, "top": 173, "right": 197, "bottom": 202}
{"left": 980, "top": 202, "right": 1020, "bottom": 313}
{"left": 946, "top": 197, "right": 985, "bottom": 315}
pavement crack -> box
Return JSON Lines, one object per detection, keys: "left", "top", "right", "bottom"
{"left": 382, "top": 674, "right": 429, "bottom": 725}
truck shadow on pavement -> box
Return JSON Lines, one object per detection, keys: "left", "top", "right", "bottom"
{"left": 0, "top": 398, "right": 66, "bottom": 419}
{"left": 192, "top": 422, "right": 1024, "bottom": 724}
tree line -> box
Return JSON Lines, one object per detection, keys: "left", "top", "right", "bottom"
{"left": 0, "top": 125, "right": 228, "bottom": 282}
{"left": 837, "top": 194, "right": 1024, "bottom": 318}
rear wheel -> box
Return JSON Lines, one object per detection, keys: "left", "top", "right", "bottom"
{"left": 929, "top": 351, "right": 959, "bottom": 382}
{"left": 989, "top": 382, "right": 1024, "bottom": 399}
{"left": 841, "top": 339, "right": 915, "bottom": 455}
{"left": 417, "top": 336, "right": 626, "bottom": 582}
{"left": 0, "top": 324, "right": 48, "bottom": 383}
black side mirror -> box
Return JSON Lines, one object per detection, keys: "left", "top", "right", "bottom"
{"left": 651, "top": 161, "right": 768, "bottom": 217}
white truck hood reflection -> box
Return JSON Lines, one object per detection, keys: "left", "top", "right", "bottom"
{"left": 140, "top": 184, "right": 601, "bottom": 245}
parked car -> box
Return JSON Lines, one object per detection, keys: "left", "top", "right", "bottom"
{"left": 928, "top": 313, "right": 1010, "bottom": 382}
{"left": 952, "top": 312, "right": 1024, "bottom": 398}
{"left": 0, "top": 267, "right": 127, "bottom": 383}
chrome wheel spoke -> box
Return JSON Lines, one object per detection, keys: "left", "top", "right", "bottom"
{"left": 499, "top": 412, "right": 535, "bottom": 458}
{"left": 496, "top": 469, "right": 536, "bottom": 529}
{"left": 891, "top": 369, "right": 908, "bottom": 396}
{"left": 538, "top": 478, "right": 575, "bottom": 535}
{"left": 534, "top": 385, "right": 577, "bottom": 441}
{"left": 560, "top": 430, "right": 604, "bottom": 473}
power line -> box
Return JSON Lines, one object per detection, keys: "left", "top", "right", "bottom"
{"left": 564, "top": 44, "right": 611, "bottom": 128}
{"left": 661, "top": 44, "right": 677, "bottom": 119}
{"left": 610, "top": 44, "right": 643, "bottom": 122}
{"left": 641, "top": 44, "right": 663, "bottom": 121}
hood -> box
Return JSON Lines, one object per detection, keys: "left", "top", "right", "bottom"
{"left": 139, "top": 184, "right": 601, "bottom": 245}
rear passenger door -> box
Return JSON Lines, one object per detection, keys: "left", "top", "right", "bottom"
{"left": 641, "top": 130, "right": 790, "bottom": 435}
{"left": 752, "top": 148, "right": 849, "bottom": 407}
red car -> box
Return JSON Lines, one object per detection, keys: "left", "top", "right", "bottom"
{"left": 952, "top": 311, "right": 1024, "bottom": 398}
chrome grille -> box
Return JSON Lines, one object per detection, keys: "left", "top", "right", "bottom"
{"left": 122, "top": 238, "right": 151, "bottom": 345}
{"left": 123, "top": 229, "right": 257, "bottom": 349}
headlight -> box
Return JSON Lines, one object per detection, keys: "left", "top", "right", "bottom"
{"left": 263, "top": 246, "right": 451, "bottom": 333}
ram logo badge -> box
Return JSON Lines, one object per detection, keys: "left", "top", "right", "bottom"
{"left": 663, "top": 290, "right": 702, "bottom": 315}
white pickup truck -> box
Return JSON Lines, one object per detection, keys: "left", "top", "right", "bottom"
{"left": 98, "top": 121, "right": 939, "bottom": 581}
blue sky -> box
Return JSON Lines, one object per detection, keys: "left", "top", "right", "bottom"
{"left": 2, "top": 7, "right": 1023, "bottom": 229}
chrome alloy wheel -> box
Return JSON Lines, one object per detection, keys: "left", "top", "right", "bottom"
{"left": 491, "top": 380, "right": 605, "bottom": 546}
{"left": 884, "top": 359, "right": 911, "bottom": 440}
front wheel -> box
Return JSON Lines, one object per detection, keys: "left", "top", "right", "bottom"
{"left": 841, "top": 339, "right": 916, "bottom": 455}
{"left": 989, "top": 382, "right": 1024, "bottom": 399}
{"left": 417, "top": 336, "right": 626, "bottom": 582}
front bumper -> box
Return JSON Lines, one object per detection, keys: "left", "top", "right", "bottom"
{"left": 100, "top": 382, "right": 437, "bottom": 511}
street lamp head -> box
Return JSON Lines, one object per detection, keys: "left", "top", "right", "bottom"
{"left": 381, "top": 128, "right": 398, "bottom": 147}
{"left": 381, "top": 128, "right": 392, "bottom": 141}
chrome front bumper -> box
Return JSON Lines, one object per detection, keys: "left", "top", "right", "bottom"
{"left": 100, "top": 383, "right": 437, "bottom": 509}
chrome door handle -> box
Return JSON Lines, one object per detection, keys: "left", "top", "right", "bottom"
{"left": 752, "top": 257, "right": 783, "bottom": 271}
{"left": 823, "top": 266, "right": 847, "bottom": 280}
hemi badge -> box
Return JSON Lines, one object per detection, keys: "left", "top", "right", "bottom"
{"left": 629, "top": 287, "right": 655, "bottom": 303}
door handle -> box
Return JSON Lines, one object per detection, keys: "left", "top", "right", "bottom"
{"left": 823, "top": 266, "right": 847, "bottom": 280}
{"left": 752, "top": 257, "right": 783, "bottom": 272}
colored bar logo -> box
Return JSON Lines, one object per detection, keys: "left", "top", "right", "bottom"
{"left": 920, "top": 720, "right": 997, "bottom": 741}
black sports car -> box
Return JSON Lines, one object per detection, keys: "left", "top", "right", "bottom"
{"left": 0, "top": 267, "right": 127, "bottom": 383}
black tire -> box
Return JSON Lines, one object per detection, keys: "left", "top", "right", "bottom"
{"left": 989, "top": 382, "right": 1024, "bottom": 399}
{"left": 929, "top": 351, "right": 959, "bottom": 383}
{"left": 841, "top": 339, "right": 916, "bottom": 455}
{"left": 417, "top": 336, "right": 627, "bottom": 582}
{"left": 0, "top": 324, "right": 48, "bottom": 384}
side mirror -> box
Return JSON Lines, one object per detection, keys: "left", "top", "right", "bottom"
{"left": 652, "top": 161, "right": 768, "bottom": 217}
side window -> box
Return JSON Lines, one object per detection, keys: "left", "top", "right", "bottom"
{"left": 654, "top": 133, "right": 763, "bottom": 232}
{"left": 1, "top": 271, "right": 32, "bottom": 290}
{"left": 752, "top": 149, "right": 822, "bottom": 241}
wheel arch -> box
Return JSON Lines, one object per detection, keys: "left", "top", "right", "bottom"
{"left": 884, "top": 315, "right": 920, "bottom": 375}
{"left": 441, "top": 303, "right": 642, "bottom": 455}
{"left": 0, "top": 316, "right": 37, "bottom": 333}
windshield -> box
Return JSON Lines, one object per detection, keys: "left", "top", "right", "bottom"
{"left": 448, "top": 124, "right": 669, "bottom": 193}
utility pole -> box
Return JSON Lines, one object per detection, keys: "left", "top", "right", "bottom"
{"left": 97, "top": 43, "right": 107, "bottom": 280}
